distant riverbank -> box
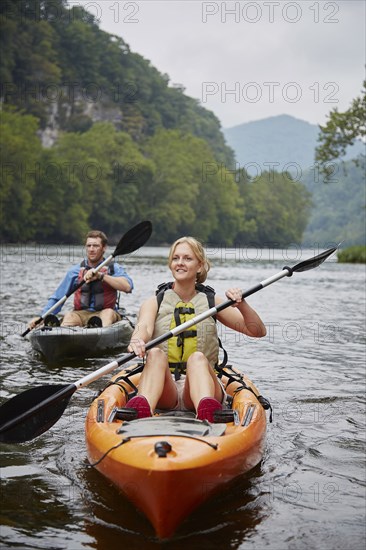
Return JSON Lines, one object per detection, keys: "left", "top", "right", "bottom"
{"left": 338, "top": 245, "right": 366, "bottom": 263}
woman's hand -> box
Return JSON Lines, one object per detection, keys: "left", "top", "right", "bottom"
{"left": 221, "top": 287, "right": 266, "bottom": 337}
{"left": 128, "top": 338, "right": 147, "bottom": 358}
{"left": 225, "top": 287, "right": 244, "bottom": 307}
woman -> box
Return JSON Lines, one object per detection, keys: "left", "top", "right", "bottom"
{"left": 127, "top": 236, "right": 266, "bottom": 422}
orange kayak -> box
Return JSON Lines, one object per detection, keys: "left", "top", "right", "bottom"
{"left": 85, "top": 365, "right": 269, "bottom": 539}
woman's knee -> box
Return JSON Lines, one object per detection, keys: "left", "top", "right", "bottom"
{"left": 186, "top": 352, "right": 208, "bottom": 370}
{"left": 145, "top": 347, "right": 168, "bottom": 369}
{"left": 147, "top": 347, "right": 166, "bottom": 360}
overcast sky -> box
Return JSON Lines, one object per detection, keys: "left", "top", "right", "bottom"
{"left": 74, "top": 0, "right": 365, "bottom": 129}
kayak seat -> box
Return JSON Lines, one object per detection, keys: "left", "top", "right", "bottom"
{"left": 110, "top": 408, "right": 196, "bottom": 422}
{"left": 110, "top": 408, "right": 238, "bottom": 424}
{"left": 156, "top": 410, "right": 196, "bottom": 419}
{"left": 116, "top": 416, "right": 227, "bottom": 438}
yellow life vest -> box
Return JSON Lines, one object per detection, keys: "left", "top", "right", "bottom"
{"left": 152, "top": 285, "right": 219, "bottom": 380}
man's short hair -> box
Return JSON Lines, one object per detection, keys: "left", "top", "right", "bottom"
{"left": 85, "top": 230, "right": 108, "bottom": 246}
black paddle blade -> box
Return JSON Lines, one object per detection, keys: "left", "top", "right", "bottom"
{"left": 0, "top": 384, "right": 76, "bottom": 444}
{"left": 292, "top": 245, "right": 338, "bottom": 273}
{"left": 113, "top": 220, "right": 152, "bottom": 257}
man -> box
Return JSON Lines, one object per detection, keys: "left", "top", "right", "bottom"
{"left": 28, "top": 230, "right": 133, "bottom": 329}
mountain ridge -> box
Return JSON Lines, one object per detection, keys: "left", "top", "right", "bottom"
{"left": 223, "top": 114, "right": 364, "bottom": 172}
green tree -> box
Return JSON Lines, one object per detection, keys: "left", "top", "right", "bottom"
{"left": 36, "top": 122, "right": 155, "bottom": 241}
{"left": 28, "top": 147, "right": 68, "bottom": 241}
{"left": 315, "top": 80, "right": 366, "bottom": 171}
{"left": 142, "top": 130, "right": 200, "bottom": 241}
{"left": 84, "top": 124, "right": 155, "bottom": 236}
{"left": 236, "top": 171, "right": 312, "bottom": 246}
{"left": 142, "top": 129, "right": 243, "bottom": 244}
{"left": 197, "top": 159, "right": 244, "bottom": 245}
{"left": 301, "top": 158, "right": 366, "bottom": 246}
{"left": 0, "top": 108, "right": 43, "bottom": 241}
{"left": 0, "top": 2, "right": 62, "bottom": 126}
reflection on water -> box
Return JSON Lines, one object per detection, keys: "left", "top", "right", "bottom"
{"left": 0, "top": 246, "right": 365, "bottom": 549}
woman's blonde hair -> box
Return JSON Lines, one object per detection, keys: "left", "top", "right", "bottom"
{"left": 168, "top": 236, "right": 210, "bottom": 284}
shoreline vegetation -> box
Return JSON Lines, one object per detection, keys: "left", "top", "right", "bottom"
{"left": 337, "top": 245, "right": 366, "bottom": 263}
{"left": 1, "top": 2, "right": 364, "bottom": 248}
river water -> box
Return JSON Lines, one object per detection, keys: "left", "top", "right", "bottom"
{"left": 0, "top": 244, "right": 365, "bottom": 549}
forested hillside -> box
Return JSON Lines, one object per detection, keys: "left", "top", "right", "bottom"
{"left": 225, "top": 114, "right": 365, "bottom": 247}
{"left": 301, "top": 159, "right": 365, "bottom": 247}
{"left": 0, "top": 0, "right": 312, "bottom": 246}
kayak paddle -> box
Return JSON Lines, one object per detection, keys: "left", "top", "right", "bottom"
{"left": 21, "top": 221, "right": 153, "bottom": 338}
{"left": 0, "top": 244, "right": 337, "bottom": 443}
